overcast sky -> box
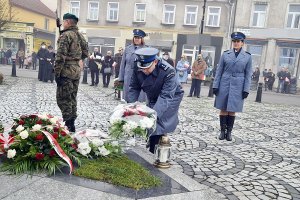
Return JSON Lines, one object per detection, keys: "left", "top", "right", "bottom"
{"left": 41, "top": 0, "right": 57, "bottom": 11}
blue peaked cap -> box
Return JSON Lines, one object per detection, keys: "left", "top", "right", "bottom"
{"left": 231, "top": 32, "right": 246, "bottom": 40}
{"left": 133, "top": 29, "right": 146, "bottom": 37}
{"left": 135, "top": 47, "right": 159, "bottom": 68}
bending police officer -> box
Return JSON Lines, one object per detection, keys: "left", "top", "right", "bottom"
{"left": 54, "top": 13, "right": 88, "bottom": 132}
{"left": 127, "top": 47, "right": 184, "bottom": 153}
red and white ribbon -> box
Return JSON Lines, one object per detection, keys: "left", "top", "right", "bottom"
{"left": 42, "top": 131, "right": 74, "bottom": 174}
{"left": 0, "top": 133, "right": 15, "bottom": 154}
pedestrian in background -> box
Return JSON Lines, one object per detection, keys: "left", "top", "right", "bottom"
{"left": 17, "top": 48, "right": 25, "bottom": 68}
{"left": 114, "top": 47, "right": 123, "bottom": 78}
{"left": 5, "top": 48, "right": 12, "bottom": 65}
{"left": 31, "top": 51, "right": 37, "bottom": 70}
{"left": 162, "top": 52, "right": 175, "bottom": 67}
{"left": 44, "top": 45, "right": 55, "bottom": 83}
{"left": 128, "top": 47, "right": 184, "bottom": 153}
{"left": 118, "top": 29, "right": 147, "bottom": 102}
{"left": 213, "top": 32, "right": 252, "bottom": 141}
{"left": 37, "top": 42, "right": 48, "bottom": 81}
{"left": 267, "top": 69, "right": 275, "bottom": 91}
{"left": 276, "top": 67, "right": 286, "bottom": 93}
{"left": 88, "top": 47, "right": 102, "bottom": 86}
{"left": 54, "top": 13, "right": 88, "bottom": 132}
{"left": 187, "top": 54, "right": 207, "bottom": 98}
{"left": 251, "top": 67, "right": 260, "bottom": 90}
{"left": 176, "top": 55, "right": 190, "bottom": 84}
{"left": 101, "top": 50, "right": 114, "bottom": 88}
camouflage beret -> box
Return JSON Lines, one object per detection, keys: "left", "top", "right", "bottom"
{"left": 63, "top": 13, "right": 79, "bottom": 22}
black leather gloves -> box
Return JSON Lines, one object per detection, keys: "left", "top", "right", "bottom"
{"left": 55, "top": 76, "right": 66, "bottom": 87}
{"left": 242, "top": 91, "right": 249, "bottom": 99}
{"left": 213, "top": 88, "right": 219, "bottom": 96}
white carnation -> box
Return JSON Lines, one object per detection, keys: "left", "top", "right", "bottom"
{"left": 50, "top": 117, "right": 58, "bottom": 125}
{"left": 19, "top": 130, "right": 29, "bottom": 139}
{"left": 98, "top": 146, "right": 110, "bottom": 156}
{"left": 32, "top": 124, "right": 42, "bottom": 132}
{"left": 139, "top": 117, "right": 155, "bottom": 129}
{"left": 111, "top": 141, "right": 119, "bottom": 147}
{"left": 46, "top": 125, "right": 53, "bottom": 131}
{"left": 91, "top": 139, "right": 104, "bottom": 147}
{"left": 123, "top": 121, "right": 138, "bottom": 134}
{"left": 77, "top": 142, "right": 91, "bottom": 156}
{"left": 7, "top": 149, "right": 16, "bottom": 159}
{"left": 16, "top": 125, "right": 24, "bottom": 132}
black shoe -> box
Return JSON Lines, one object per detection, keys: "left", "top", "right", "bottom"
{"left": 219, "top": 115, "right": 227, "bottom": 140}
{"left": 197, "top": 96, "right": 200, "bottom": 98}
{"left": 226, "top": 116, "right": 235, "bottom": 141}
{"left": 90, "top": 84, "right": 94, "bottom": 86}
{"left": 187, "top": 95, "right": 192, "bottom": 97}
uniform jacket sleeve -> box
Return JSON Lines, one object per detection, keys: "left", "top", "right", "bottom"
{"left": 153, "top": 69, "right": 177, "bottom": 119}
{"left": 213, "top": 53, "right": 225, "bottom": 89}
{"left": 54, "top": 33, "right": 69, "bottom": 77}
{"left": 127, "top": 67, "right": 141, "bottom": 103}
{"left": 118, "top": 47, "right": 127, "bottom": 81}
{"left": 243, "top": 55, "right": 252, "bottom": 93}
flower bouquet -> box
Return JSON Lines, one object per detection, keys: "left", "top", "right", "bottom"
{"left": 0, "top": 114, "right": 81, "bottom": 175}
{"left": 109, "top": 103, "right": 157, "bottom": 147}
{"left": 72, "top": 129, "right": 121, "bottom": 158}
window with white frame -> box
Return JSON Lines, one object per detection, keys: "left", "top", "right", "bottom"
{"left": 134, "top": 3, "right": 146, "bottom": 22}
{"left": 87, "top": 1, "right": 99, "bottom": 20}
{"left": 286, "top": 4, "right": 300, "bottom": 29}
{"left": 251, "top": 3, "right": 267, "bottom": 27}
{"left": 70, "top": 1, "right": 80, "bottom": 17}
{"left": 206, "top": 6, "right": 221, "bottom": 27}
{"left": 163, "top": 4, "right": 176, "bottom": 24}
{"left": 279, "top": 48, "right": 298, "bottom": 75}
{"left": 107, "top": 2, "right": 119, "bottom": 21}
{"left": 247, "top": 45, "right": 263, "bottom": 69}
{"left": 184, "top": 5, "right": 198, "bottom": 25}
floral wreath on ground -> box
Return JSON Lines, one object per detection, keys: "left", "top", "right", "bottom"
{"left": 0, "top": 114, "right": 121, "bottom": 175}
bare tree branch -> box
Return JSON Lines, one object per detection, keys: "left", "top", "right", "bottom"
{"left": 0, "top": 0, "right": 17, "bottom": 32}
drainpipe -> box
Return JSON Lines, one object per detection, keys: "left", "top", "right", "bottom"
{"left": 227, "top": 0, "right": 234, "bottom": 49}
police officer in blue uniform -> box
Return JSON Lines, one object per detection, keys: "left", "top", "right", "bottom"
{"left": 118, "top": 29, "right": 147, "bottom": 102}
{"left": 213, "top": 32, "right": 252, "bottom": 141}
{"left": 127, "top": 47, "right": 184, "bottom": 153}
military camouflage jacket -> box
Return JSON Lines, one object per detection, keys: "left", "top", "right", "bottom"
{"left": 55, "top": 26, "right": 88, "bottom": 79}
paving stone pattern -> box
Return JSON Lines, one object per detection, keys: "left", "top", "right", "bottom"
{"left": 0, "top": 77, "right": 300, "bottom": 200}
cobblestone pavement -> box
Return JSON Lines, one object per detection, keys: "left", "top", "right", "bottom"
{"left": 0, "top": 76, "right": 300, "bottom": 200}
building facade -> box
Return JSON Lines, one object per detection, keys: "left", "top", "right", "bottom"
{"left": 58, "top": 0, "right": 234, "bottom": 66}
{"left": 0, "top": 0, "right": 56, "bottom": 56}
{"left": 235, "top": 0, "right": 300, "bottom": 80}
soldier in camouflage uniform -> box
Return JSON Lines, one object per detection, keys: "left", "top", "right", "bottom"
{"left": 54, "top": 13, "right": 88, "bottom": 132}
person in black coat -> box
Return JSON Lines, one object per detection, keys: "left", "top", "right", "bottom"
{"left": 37, "top": 42, "right": 48, "bottom": 81}
{"left": 5, "top": 48, "right": 12, "bottom": 65}
{"left": 162, "top": 52, "right": 175, "bottom": 67}
{"left": 114, "top": 47, "right": 123, "bottom": 78}
{"left": 31, "top": 51, "right": 37, "bottom": 70}
{"left": 44, "top": 46, "right": 55, "bottom": 83}
{"left": 101, "top": 51, "right": 114, "bottom": 88}
{"left": 88, "top": 47, "right": 102, "bottom": 86}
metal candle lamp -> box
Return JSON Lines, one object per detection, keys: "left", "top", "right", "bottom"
{"left": 154, "top": 135, "right": 171, "bottom": 168}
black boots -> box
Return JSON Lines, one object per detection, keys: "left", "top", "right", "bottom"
{"left": 226, "top": 116, "right": 235, "bottom": 141}
{"left": 65, "top": 118, "right": 76, "bottom": 132}
{"left": 219, "top": 115, "right": 227, "bottom": 140}
{"left": 219, "top": 115, "right": 235, "bottom": 141}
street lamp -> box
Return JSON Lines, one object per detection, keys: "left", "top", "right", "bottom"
{"left": 198, "top": 0, "right": 207, "bottom": 54}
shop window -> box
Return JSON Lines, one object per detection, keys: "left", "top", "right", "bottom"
{"left": 247, "top": 45, "right": 263, "bottom": 69}
{"left": 279, "top": 48, "right": 298, "bottom": 75}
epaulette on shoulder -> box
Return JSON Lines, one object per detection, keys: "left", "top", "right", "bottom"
{"left": 245, "top": 51, "right": 251, "bottom": 55}
{"left": 160, "top": 63, "right": 170, "bottom": 71}
{"left": 166, "top": 71, "right": 175, "bottom": 79}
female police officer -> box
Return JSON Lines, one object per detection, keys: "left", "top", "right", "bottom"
{"left": 118, "top": 29, "right": 147, "bottom": 102}
{"left": 127, "top": 47, "right": 184, "bottom": 153}
{"left": 213, "top": 32, "right": 252, "bottom": 141}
